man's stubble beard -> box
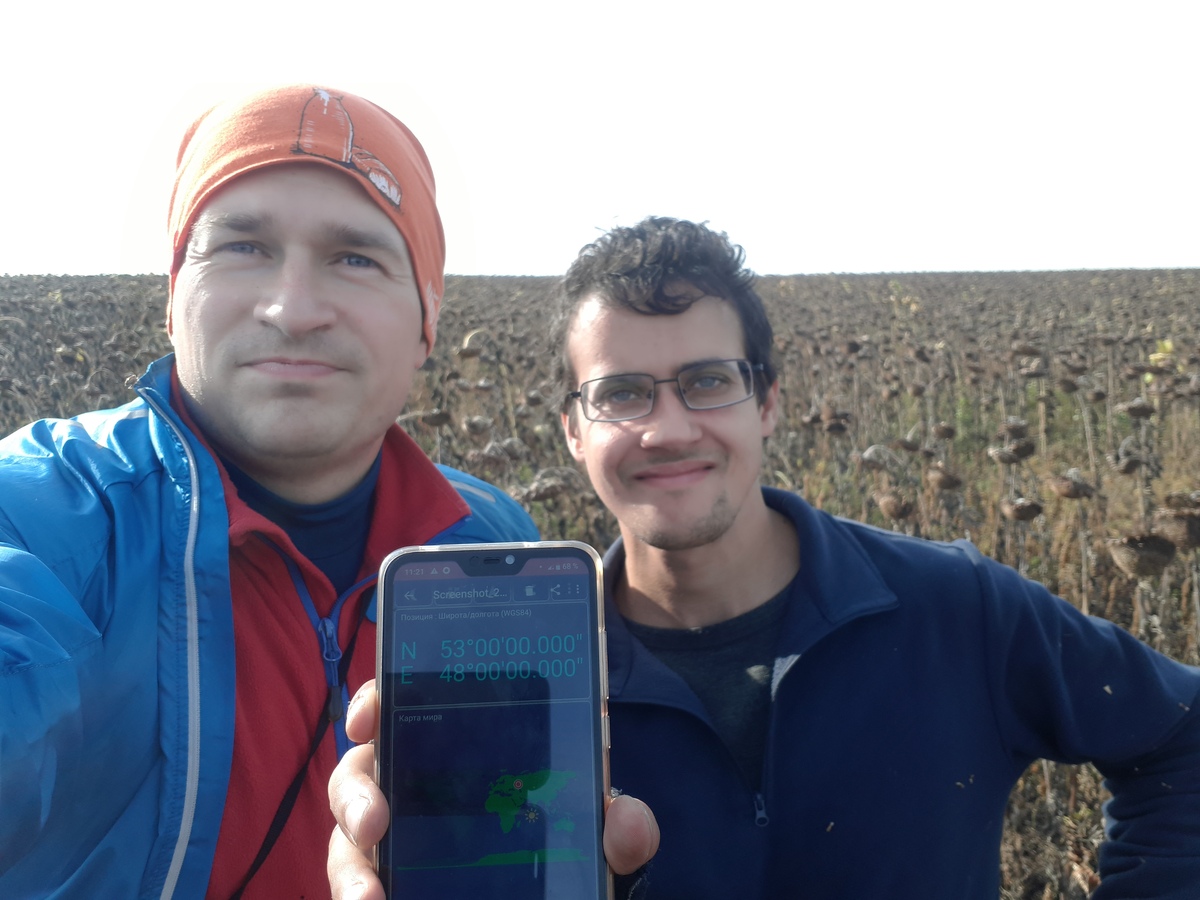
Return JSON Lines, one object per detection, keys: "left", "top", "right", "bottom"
{"left": 628, "top": 493, "right": 736, "bottom": 553}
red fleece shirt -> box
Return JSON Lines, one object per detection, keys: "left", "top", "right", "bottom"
{"left": 182, "top": 412, "right": 469, "bottom": 898}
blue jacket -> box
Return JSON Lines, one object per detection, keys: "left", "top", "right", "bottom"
{"left": 0, "top": 356, "right": 538, "bottom": 898}
{"left": 606, "top": 487, "right": 1200, "bottom": 898}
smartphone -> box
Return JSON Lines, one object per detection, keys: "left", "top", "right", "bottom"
{"left": 375, "top": 541, "right": 612, "bottom": 899}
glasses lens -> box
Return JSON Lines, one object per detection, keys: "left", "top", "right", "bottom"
{"left": 679, "top": 360, "right": 753, "bottom": 410}
{"left": 583, "top": 374, "right": 655, "bottom": 421}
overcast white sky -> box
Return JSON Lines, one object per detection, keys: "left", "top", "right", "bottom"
{"left": 2, "top": 1, "right": 1196, "bottom": 278}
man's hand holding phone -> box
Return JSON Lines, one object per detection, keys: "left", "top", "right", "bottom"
{"left": 327, "top": 679, "right": 660, "bottom": 899}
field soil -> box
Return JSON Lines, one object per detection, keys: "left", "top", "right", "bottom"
{"left": 3, "top": 269, "right": 1199, "bottom": 898}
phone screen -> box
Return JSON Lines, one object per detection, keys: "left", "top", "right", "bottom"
{"left": 376, "top": 542, "right": 611, "bottom": 899}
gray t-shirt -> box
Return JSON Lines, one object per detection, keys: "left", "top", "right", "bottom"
{"left": 624, "top": 587, "right": 790, "bottom": 788}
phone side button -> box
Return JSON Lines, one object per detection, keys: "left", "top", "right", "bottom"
{"left": 603, "top": 714, "right": 610, "bottom": 749}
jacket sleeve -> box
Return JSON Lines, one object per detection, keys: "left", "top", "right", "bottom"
{"left": 613, "top": 866, "right": 650, "bottom": 900}
{"left": 965, "top": 543, "right": 1200, "bottom": 897}
{"left": 436, "top": 465, "right": 540, "bottom": 543}
{"left": 1097, "top": 710, "right": 1200, "bottom": 896}
{"left": 0, "top": 527, "right": 104, "bottom": 873}
{"left": 0, "top": 417, "right": 168, "bottom": 893}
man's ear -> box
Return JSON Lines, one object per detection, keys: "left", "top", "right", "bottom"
{"left": 759, "top": 378, "right": 781, "bottom": 439}
{"left": 419, "top": 304, "right": 439, "bottom": 366}
{"left": 561, "top": 408, "right": 586, "bottom": 463}
{"left": 415, "top": 334, "right": 432, "bottom": 371}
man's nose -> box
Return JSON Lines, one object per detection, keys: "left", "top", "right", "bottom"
{"left": 256, "top": 258, "right": 336, "bottom": 336}
{"left": 639, "top": 385, "right": 701, "bottom": 447}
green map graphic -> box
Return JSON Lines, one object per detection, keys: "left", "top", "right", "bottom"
{"left": 485, "top": 769, "right": 577, "bottom": 834}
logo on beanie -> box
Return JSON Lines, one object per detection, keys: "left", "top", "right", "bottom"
{"left": 294, "top": 89, "right": 402, "bottom": 208}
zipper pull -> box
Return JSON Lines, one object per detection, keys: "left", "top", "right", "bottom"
{"left": 753, "top": 793, "right": 770, "bottom": 826}
{"left": 317, "top": 619, "right": 348, "bottom": 730}
{"left": 318, "top": 617, "right": 343, "bottom": 689}
{"left": 326, "top": 684, "right": 345, "bottom": 723}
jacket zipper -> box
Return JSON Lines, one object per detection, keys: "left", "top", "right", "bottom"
{"left": 264, "top": 539, "right": 372, "bottom": 758}
{"left": 752, "top": 652, "right": 805, "bottom": 828}
{"left": 658, "top": 698, "right": 775, "bottom": 828}
{"left": 140, "top": 389, "right": 204, "bottom": 900}
{"left": 317, "top": 617, "right": 348, "bottom": 751}
{"left": 753, "top": 793, "right": 770, "bottom": 826}
{"left": 742, "top": 653, "right": 806, "bottom": 829}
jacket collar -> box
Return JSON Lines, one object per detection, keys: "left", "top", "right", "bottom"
{"left": 604, "top": 486, "right": 898, "bottom": 701}
{"left": 135, "top": 354, "right": 201, "bottom": 488}
{"left": 765, "top": 487, "right": 899, "bottom": 627}
{"left": 135, "top": 353, "right": 177, "bottom": 404}
{"left": 136, "top": 353, "right": 470, "bottom": 579}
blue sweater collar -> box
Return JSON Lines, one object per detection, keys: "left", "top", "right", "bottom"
{"left": 603, "top": 487, "right": 898, "bottom": 700}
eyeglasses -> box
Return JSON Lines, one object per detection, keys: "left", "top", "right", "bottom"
{"left": 568, "top": 358, "right": 763, "bottom": 423}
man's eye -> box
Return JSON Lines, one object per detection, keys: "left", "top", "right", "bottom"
{"left": 684, "top": 370, "right": 734, "bottom": 392}
{"left": 341, "top": 253, "right": 377, "bottom": 268}
{"left": 593, "top": 381, "right": 649, "bottom": 406}
{"left": 221, "top": 241, "right": 259, "bottom": 255}
{"left": 602, "top": 389, "right": 641, "bottom": 404}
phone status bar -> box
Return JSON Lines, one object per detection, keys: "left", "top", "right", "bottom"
{"left": 394, "top": 576, "right": 590, "bottom": 608}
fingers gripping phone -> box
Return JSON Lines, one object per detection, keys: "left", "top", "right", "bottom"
{"left": 375, "top": 541, "right": 613, "bottom": 899}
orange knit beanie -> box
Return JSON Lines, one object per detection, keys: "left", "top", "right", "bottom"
{"left": 169, "top": 85, "right": 444, "bottom": 348}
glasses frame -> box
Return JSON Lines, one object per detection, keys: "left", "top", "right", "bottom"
{"left": 567, "top": 358, "right": 765, "bottom": 423}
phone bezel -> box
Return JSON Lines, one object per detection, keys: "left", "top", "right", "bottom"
{"left": 374, "top": 540, "right": 612, "bottom": 899}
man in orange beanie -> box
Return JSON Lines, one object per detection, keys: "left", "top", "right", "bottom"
{"left": 0, "top": 84, "right": 656, "bottom": 899}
